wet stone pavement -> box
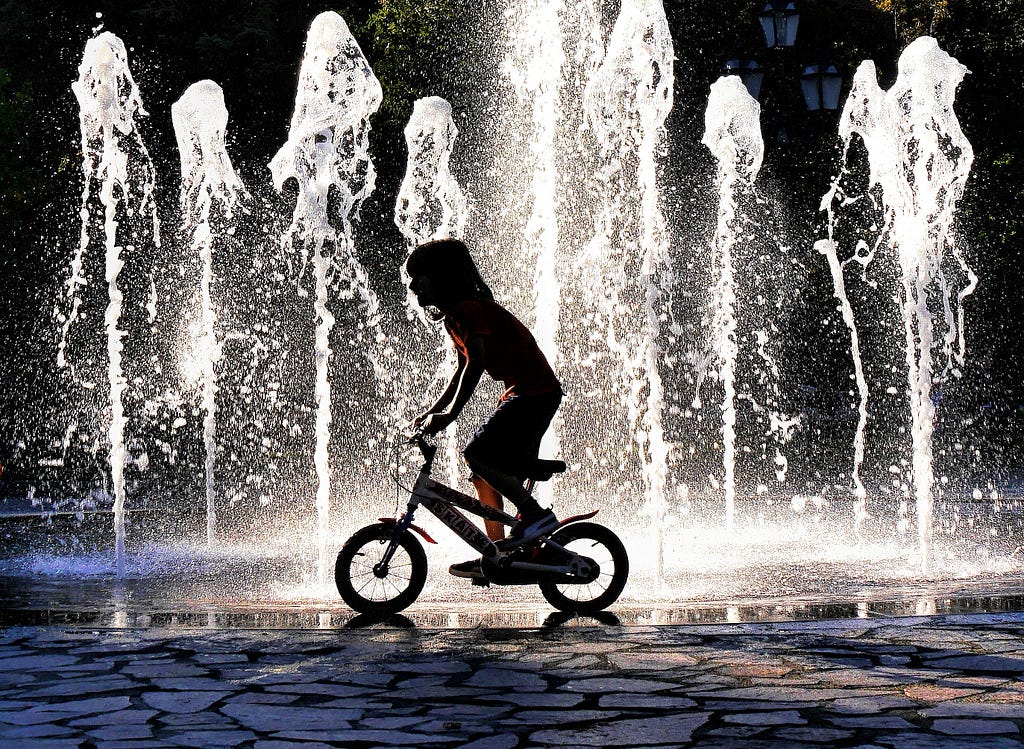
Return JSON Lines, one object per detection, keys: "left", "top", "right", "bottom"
{"left": 1, "top": 613, "right": 1023, "bottom": 748}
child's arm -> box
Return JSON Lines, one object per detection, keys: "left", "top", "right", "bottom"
{"left": 417, "top": 336, "right": 485, "bottom": 435}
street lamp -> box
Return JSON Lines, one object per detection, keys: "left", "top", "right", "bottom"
{"left": 758, "top": 1, "right": 799, "bottom": 48}
{"left": 800, "top": 63, "right": 844, "bottom": 110}
{"left": 721, "top": 59, "right": 764, "bottom": 100}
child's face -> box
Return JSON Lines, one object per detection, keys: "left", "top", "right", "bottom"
{"left": 408, "top": 273, "right": 438, "bottom": 309}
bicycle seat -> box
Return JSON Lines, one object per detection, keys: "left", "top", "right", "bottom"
{"left": 522, "top": 459, "right": 567, "bottom": 482}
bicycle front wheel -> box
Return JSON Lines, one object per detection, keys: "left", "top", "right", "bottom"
{"left": 539, "top": 522, "right": 629, "bottom": 614}
{"left": 335, "top": 523, "right": 427, "bottom": 616}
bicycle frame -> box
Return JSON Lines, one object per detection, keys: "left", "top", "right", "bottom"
{"left": 393, "top": 435, "right": 515, "bottom": 561}
{"left": 372, "top": 435, "right": 594, "bottom": 582}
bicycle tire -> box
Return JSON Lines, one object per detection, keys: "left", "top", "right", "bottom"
{"left": 335, "top": 523, "right": 427, "bottom": 616}
{"left": 538, "top": 522, "right": 629, "bottom": 613}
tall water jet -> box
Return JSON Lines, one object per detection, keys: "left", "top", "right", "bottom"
{"left": 395, "top": 95, "right": 468, "bottom": 487}
{"left": 172, "top": 80, "right": 247, "bottom": 545}
{"left": 583, "top": 0, "right": 673, "bottom": 573}
{"left": 702, "top": 76, "right": 764, "bottom": 530}
{"left": 818, "top": 37, "right": 975, "bottom": 571}
{"left": 271, "top": 11, "right": 383, "bottom": 583}
{"left": 504, "top": 0, "right": 566, "bottom": 469}
{"left": 67, "top": 33, "right": 160, "bottom": 576}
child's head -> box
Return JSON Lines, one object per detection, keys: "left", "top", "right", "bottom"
{"left": 405, "top": 239, "right": 493, "bottom": 313}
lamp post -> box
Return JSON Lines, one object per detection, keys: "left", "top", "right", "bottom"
{"left": 759, "top": 1, "right": 800, "bottom": 48}
{"left": 722, "top": 59, "right": 764, "bottom": 100}
{"left": 800, "top": 63, "right": 844, "bottom": 110}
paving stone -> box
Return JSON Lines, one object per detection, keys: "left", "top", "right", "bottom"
{"left": 598, "top": 693, "right": 697, "bottom": 709}
{"left": 87, "top": 723, "right": 155, "bottom": 740}
{"left": 559, "top": 676, "right": 678, "bottom": 693}
{"left": 829, "top": 715, "right": 919, "bottom": 729}
{"left": 773, "top": 726, "right": 855, "bottom": 741}
{"left": 921, "top": 702, "right": 1024, "bottom": 718}
{"left": 0, "top": 723, "right": 78, "bottom": 738}
{"left": 503, "top": 708, "right": 621, "bottom": 726}
{"left": 723, "top": 710, "right": 807, "bottom": 726}
{"left": 254, "top": 742, "right": 335, "bottom": 749}
{"left": 831, "top": 694, "right": 919, "bottom": 713}
{"left": 705, "top": 725, "right": 767, "bottom": 738}
{"left": 0, "top": 654, "right": 81, "bottom": 671}
{"left": 161, "top": 729, "right": 257, "bottom": 747}
{"left": 607, "top": 652, "right": 701, "bottom": 670}
{"left": 142, "top": 690, "right": 231, "bottom": 713}
{"left": 477, "top": 691, "right": 585, "bottom": 708}
{"left": 457, "top": 736, "right": 518, "bottom": 749}
{"left": 922, "top": 655, "right": 1024, "bottom": 673}
{"left": 271, "top": 729, "right": 453, "bottom": 744}
{"left": 463, "top": 668, "right": 548, "bottom": 691}
{"left": 220, "top": 702, "right": 362, "bottom": 732}
{"left": 931, "top": 719, "right": 1020, "bottom": 735}
{"left": 67, "top": 709, "right": 159, "bottom": 727}
{"left": 529, "top": 713, "right": 709, "bottom": 746}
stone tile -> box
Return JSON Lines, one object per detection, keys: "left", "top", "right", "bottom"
{"left": 220, "top": 703, "right": 362, "bottom": 732}
{"left": 477, "top": 692, "right": 585, "bottom": 708}
{"left": 921, "top": 655, "right": 1024, "bottom": 673}
{"left": 607, "top": 652, "right": 701, "bottom": 670}
{"left": 87, "top": 723, "right": 155, "bottom": 741}
{"left": 529, "top": 713, "right": 709, "bottom": 746}
{"left": 829, "top": 715, "right": 918, "bottom": 729}
{"left": 67, "top": 709, "right": 159, "bottom": 727}
{"left": 463, "top": 668, "right": 547, "bottom": 691}
{"left": 904, "top": 683, "right": 984, "bottom": 701}
{"left": 598, "top": 693, "right": 697, "bottom": 709}
{"left": 142, "top": 690, "right": 231, "bottom": 713}
{"left": 921, "top": 702, "right": 1024, "bottom": 719}
{"left": 0, "top": 654, "right": 80, "bottom": 671}
{"left": 457, "top": 736, "right": 518, "bottom": 749}
{"left": 723, "top": 710, "right": 807, "bottom": 726}
{"left": 931, "top": 719, "right": 1020, "bottom": 735}
{"left": 559, "top": 676, "right": 678, "bottom": 693}
{"left": 831, "top": 694, "right": 919, "bottom": 713}
{"left": 271, "top": 729, "right": 453, "bottom": 744}
{"left": 773, "top": 727, "right": 855, "bottom": 741}
{"left": 161, "top": 729, "right": 257, "bottom": 747}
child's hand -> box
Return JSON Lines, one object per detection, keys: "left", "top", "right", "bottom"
{"left": 419, "top": 412, "right": 455, "bottom": 435}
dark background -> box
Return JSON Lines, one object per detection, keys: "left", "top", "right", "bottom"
{"left": 0, "top": 0, "right": 1021, "bottom": 510}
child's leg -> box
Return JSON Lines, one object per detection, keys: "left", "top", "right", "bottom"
{"left": 471, "top": 475, "right": 506, "bottom": 541}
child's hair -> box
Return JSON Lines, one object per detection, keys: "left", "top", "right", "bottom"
{"left": 406, "top": 238, "right": 494, "bottom": 304}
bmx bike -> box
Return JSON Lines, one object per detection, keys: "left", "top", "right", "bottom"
{"left": 334, "top": 433, "right": 629, "bottom": 616}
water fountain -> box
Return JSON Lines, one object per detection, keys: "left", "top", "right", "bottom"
{"left": 818, "top": 36, "right": 976, "bottom": 572}
{"left": 1, "top": 8, "right": 1019, "bottom": 625}
{"left": 60, "top": 32, "right": 160, "bottom": 577}
{"left": 581, "top": 0, "right": 674, "bottom": 573}
{"left": 171, "top": 79, "right": 248, "bottom": 545}
{"left": 395, "top": 95, "right": 469, "bottom": 489}
{"left": 702, "top": 75, "right": 764, "bottom": 531}
{"left": 269, "top": 11, "right": 383, "bottom": 584}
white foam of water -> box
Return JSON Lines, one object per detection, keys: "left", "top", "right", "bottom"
{"left": 270, "top": 12, "right": 383, "bottom": 583}
{"left": 823, "top": 37, "right": 975, "bottom": 572}
{"left": 172, "top": 80, "right": 248, "bottom": 545}
{"left": 70, "top": 33, "right": 160, "bottom": 577}
{"left": 504, "top": 0, "right": 567, "bottom": 482}
{"left": 702, "top": 76, "right": 763, "bottom": 529}
{"left": 394, "top": 96, "right": 469, "bottom": 488}
{"left": 582, "top": 0, "right": 674, "bottom": 574}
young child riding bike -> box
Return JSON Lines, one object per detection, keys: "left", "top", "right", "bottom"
{"left": 406, "top": 238, "right": 563, "bottom": 580}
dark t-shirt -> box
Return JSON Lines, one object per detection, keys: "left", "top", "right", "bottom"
{"left": 444, "top": 299, "right": 561, "bottom": 400}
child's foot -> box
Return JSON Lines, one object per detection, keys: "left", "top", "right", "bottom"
{"left": 509, "top": 509, "right": 558, "bottom": 542}
{"left": 448, "top": 558, "right": 485, "bottom": 580}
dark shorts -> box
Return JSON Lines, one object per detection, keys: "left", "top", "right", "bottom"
{"left": 464, "top": 390, "right": 562, "bottom": 478}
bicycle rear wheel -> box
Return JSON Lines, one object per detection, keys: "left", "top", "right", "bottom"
{"left": 538, "top": 522, "right": 628, "bottom": 614}
{"left": 335, "top": 523, "right": 427, "bottom": 616}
